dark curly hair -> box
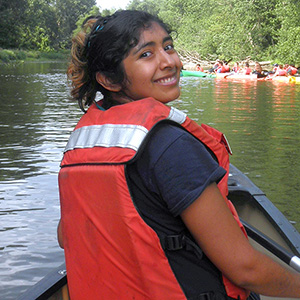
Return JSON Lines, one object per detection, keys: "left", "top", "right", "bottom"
{"left": 67, "top": 10, "right": 172, "bottom": 112}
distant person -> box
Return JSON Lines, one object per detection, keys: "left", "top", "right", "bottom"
{"left": 215, "top": 61, "right": 227, "bottom": 73}
{"left": 232, "top": 62, "right": 241, "bottom": 73}
{"left": 223, "top": 60, "right": 231, "bottom": 72}
{"left": 208, "top": 59, "right": 221, "bottom": 73}
{"left": 252, "top": 62, "right": 268, "bottom": 78}
{"left": 286, "top": 64, "right": 298, "bottom": 76}
{"left": 268, "top": 63, "right": 278, "bottom": 75}
{"left": 213, "top": 59, "right": 221, "bottom": 70}
{"left": 274, "top": 64, "right": 287, "bottom": 77}
{"left": 196, "top": 63, "right": 204, "bottom": 72}
{"left": 243, "top": 62, "right": 252, "bottom": 75}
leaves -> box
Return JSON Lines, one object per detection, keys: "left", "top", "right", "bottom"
{"left": 0, "top": 0, "right": 299, "bottom": 64}
{"left": 0, "top": 0, "right": 96, "bottom": 50}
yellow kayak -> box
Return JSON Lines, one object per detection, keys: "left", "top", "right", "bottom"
{"left": 267, "top": 75, "right": 300, "bottom": 84}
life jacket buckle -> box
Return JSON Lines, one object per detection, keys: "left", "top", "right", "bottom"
{"left": 161, "top": 234, "right": 185, "bottom": 250}
{"left": 194, "top": 291, "right": 215, "bottom": 300}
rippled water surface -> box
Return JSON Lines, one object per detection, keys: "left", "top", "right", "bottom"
{"left": 0, "top": 63, "right": 299, "bottom": 299}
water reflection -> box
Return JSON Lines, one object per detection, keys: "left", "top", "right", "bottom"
{"left": 0, "top": 63, "right": 299, "bottom": 299}
{"left": 0, "top": 62, "right": 83, "bottom": 299}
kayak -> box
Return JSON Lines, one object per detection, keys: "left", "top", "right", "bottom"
{"left": 180, "top": 70, "right": 216, "bottom": 78}
{"left": 17, "top": 164, "right": 300, "bottom": 300}
{"left": 266, "top": 75, "right": 300, "bottom": 84}
{"left": 215, "top": 72, "right": 258, "bottom": 80}
{"left": 216, "top": 72, "right": 300, "bottom": 84}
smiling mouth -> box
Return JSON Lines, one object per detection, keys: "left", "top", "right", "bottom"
{"left": 155, "top": 75, "right": 177, "bottom": 85}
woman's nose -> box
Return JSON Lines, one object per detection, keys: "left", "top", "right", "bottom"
{"left": 158, "top": 50, "right": 175, "bottom": 69}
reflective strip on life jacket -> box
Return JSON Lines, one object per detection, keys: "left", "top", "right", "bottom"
{"left": 64, "top": 124, "right": 148, "bottom": 152}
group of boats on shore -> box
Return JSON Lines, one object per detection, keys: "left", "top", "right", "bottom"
{"left": 181, "top": 69, "right": 300, "bottom": 84}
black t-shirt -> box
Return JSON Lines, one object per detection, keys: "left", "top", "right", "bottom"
{"left": 126, "top": 123, "right": 228, "bottom": 297}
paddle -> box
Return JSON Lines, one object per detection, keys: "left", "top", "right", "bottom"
{"left": 241, "top": 219, "right": 300, "bottom": 273}
{"left": 224, "top": 72, "right": 235, "bottom": 78}
{"left": 224, "top": 58, "right": 232, "bottom": 65}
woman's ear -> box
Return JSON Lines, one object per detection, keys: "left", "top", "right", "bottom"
{"left": 96, "top": 72, "right": 122, "bottom": 92}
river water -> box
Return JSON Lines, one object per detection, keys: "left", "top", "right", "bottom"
{"left": 0, "top": 62, "right": 299, "bottom": 299}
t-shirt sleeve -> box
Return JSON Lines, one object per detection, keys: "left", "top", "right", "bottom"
{"left": 148, "top": 124, "right": 226, "bottom": 217}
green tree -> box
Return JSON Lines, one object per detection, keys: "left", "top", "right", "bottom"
{"left": 55, "top": 0, "right": 96, "bottom": 48}
{"left": 72, "top": 5, "right": 101, "bottom": 37}
{"left": 20, "top": 0, "right": 58, "bottom": 50}
{"left": 275, "top": 0, "right": 300, "bottom": 63}
{"left": 0, "top": 0, "right": 28, "bottom": 48}
{"left": 127, "top": 0, "right": 161, "bottom": 15}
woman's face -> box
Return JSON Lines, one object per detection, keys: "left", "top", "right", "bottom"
{"left": 122, "top": 22, "right": 182, "bottom": 103}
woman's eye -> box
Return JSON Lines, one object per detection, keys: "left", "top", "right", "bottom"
{"left": 140, "top": 51, "right": 151, "bottom": 58}
{"left": 165, "top": 44, "right": 174, "bottom": 51}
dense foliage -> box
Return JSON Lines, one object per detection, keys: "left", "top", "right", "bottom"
{"left": 0, "top": 0, "right": 96, "bottom": 50}
{"left": 0, "top": 0, "right": 299, "bottom": 64}
{"left": 130, "top": 0, "right": 299, "bottom": 64}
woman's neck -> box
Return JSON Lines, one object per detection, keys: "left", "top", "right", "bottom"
{"left": 103, "top": 92, "right": 134, "bottom": 109}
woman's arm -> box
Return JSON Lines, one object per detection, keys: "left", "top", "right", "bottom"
{"left": 181, "top": 183, "right": 300, "bottom": 298}
{"left": 57, "top": 219, "right": 64, "bottom": 249}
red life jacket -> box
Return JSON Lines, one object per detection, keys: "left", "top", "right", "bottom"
{"left": 217, "top": 65, "right": 227, "bottom": 73}
{"left": 277, "top": 69, "right": 287, "bottom": 76}
{"left": 196, "top": 66, "right": 204, "bottom": 72}
{"left": 59, "top": 98, "right": 249, "bottom": 300}
{"left": 224, "top": 65, "right": 230, "bottom": 72}
{"left": 244, "top": 67, "right": 252, "bottom": 75}
{"left": 287, "top": 66, "right": 297, "bottom": 75}
{"left": 233, "top": 66, "right": 240, "bottom": 73}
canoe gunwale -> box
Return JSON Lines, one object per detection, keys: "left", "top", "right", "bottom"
{"left": 228, "top": 164, "right": 300, "bottom": 256}
{"left": 16, "top": 263, "right": 67, "bottom": 300}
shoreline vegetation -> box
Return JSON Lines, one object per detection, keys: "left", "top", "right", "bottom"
{"left": 0, "top": 49, "right": 70, "bottom": 64}
{"left": 0, "top": 48, "right": 277, "bottom": 71}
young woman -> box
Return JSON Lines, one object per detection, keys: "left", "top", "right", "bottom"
{"left": 215, "top": 61, "right": 227, "bottom": 73}
{"left": 231, "top": 62, "right": 240, "bottom": 73}
{"left": 274, "top": 64, "right": 287, "bottom": 77}
{"left": 57, "top": 10, "right": 300, "bottom": 300}
{"left": 243, "top": 62, "right": 252, "bottom": 75}
{"left": 196, "top": 63, "right": 204, "bottom": 72}
{"left": 252, "top": 62, "right": 268, "bottom": 78}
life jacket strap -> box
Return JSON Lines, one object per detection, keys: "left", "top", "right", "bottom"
{"left": 188, "top": 291, "right": 238, "bottom": 300}
{"left": 160, "top": 234, "right": 203, "bottom": 260}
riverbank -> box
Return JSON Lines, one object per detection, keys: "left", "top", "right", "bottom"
{"left": 0, "top": 48, "right": 286, "bottom": 73}
{"left": 0, "top": 49, "right": 69, "bottom": 64}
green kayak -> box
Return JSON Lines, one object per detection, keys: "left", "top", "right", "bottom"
{"left": 180, "top": 70, "right": 216, "bottom": 78}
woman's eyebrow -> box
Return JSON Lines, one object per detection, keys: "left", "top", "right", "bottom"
{"left": 132, "top": 36, "right": 173, "bottom": 55}
{"left": 133, "top": 41, "right": 154, "bottom": 55}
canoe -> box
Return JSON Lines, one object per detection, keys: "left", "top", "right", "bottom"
{"left": 17, "top": 164, "right": 300, "bottom": 300}
{"left": 16, "top": 264, "right": 69, "bottom": 300}
{"left": 180, "top": 70, "right": 216, "bottom": 78}
{"left": 215, "top": 72, "right": 258, "bottom": 80}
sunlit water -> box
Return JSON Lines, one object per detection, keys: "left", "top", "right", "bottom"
{"left": 0, "top": 63, "right": 299, "bottom": 299}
